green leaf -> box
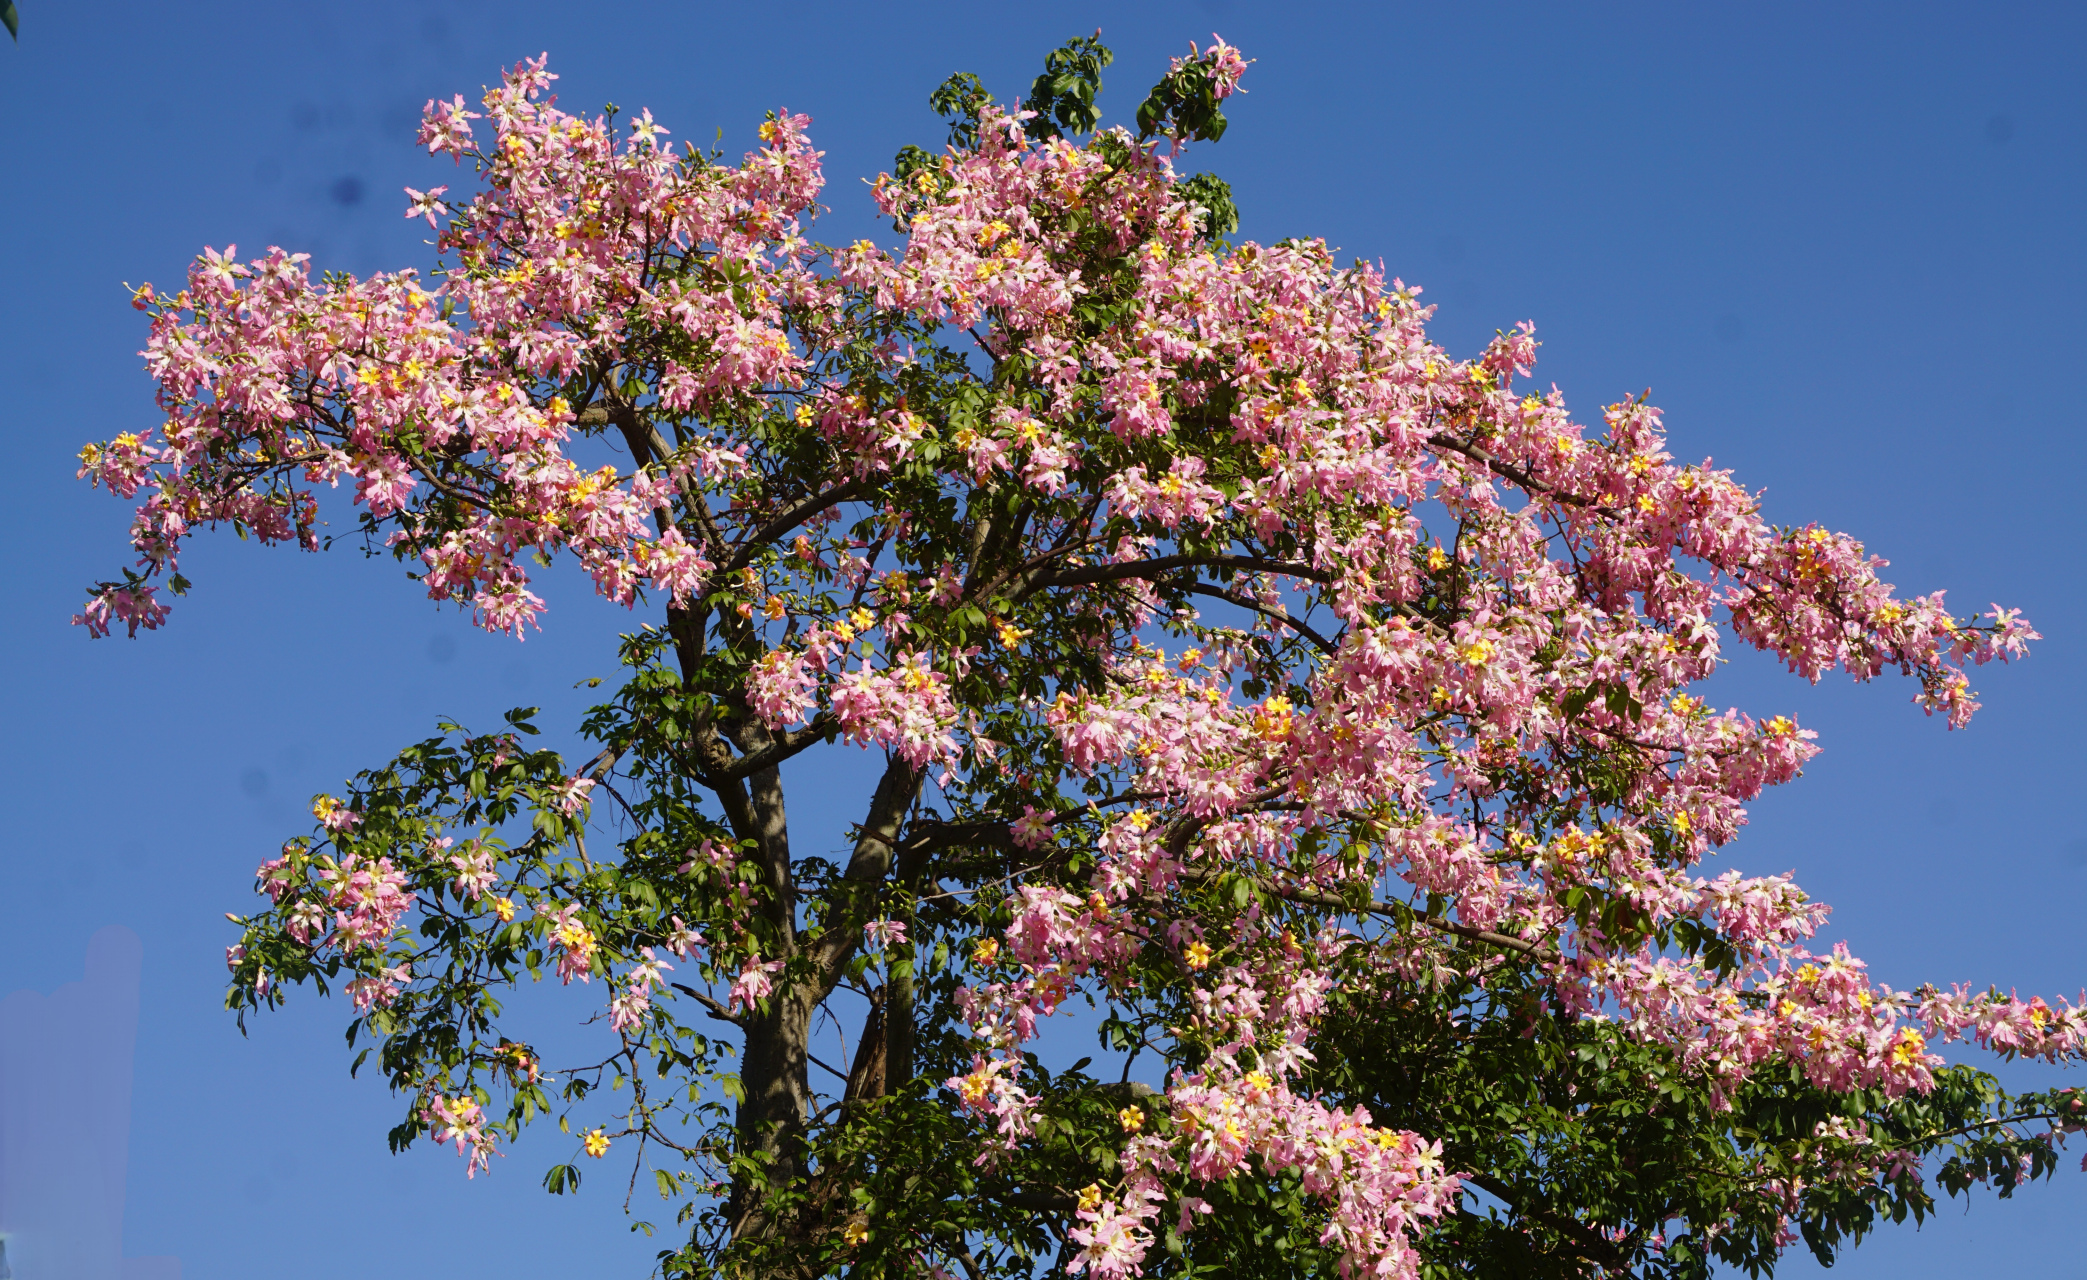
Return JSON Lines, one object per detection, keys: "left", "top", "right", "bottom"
{"left": 1, "top": 3, "right": 17, "bottom": 40}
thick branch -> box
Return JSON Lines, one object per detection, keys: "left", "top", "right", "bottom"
{"left": 721, "top": 478, "right": 869, "bottom": 575}
{"left": 1427, "top": 433, "right": 1594, "bottom": 509}
{"left": 1179, "top": 580, "right": 1339, "bottom": 655}
{"left": 705, "top": 714, "right": 837, "bottom": 784}
{"left": 1464, "top": 1171, "right": 1638, "bottom": 1275}
{"left": 1020, "top": 553, "right": 1329, "bottom": 597}
{"left": 1179, "top": 866, "right": 1551, "bottom": 959}
{"left": 810, "top": 756, "right": 924, "bottom": 993}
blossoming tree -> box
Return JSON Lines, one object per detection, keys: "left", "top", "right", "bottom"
{"left": 79, "top": 34, "right": 2082, "bottom": 1280}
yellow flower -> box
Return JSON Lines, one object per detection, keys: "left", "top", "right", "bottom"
{"left": 758, "top": 120, "right": 779, "bottom": 143}
{"left": 1252, "top": 696, "right": 1294, "bottom": 742}
{"left": 1426, "top": 546, "right": 1450, "bottom": 573}
{"left": 582, "top": 1129, "right": 611, "bottom": 1158}
{"left": 957, "top": 1068, "right": 994, "bottom": 1105}
{"left": 1117, "top": 1107, "right": 1144, "bottom": 1133}
{"left": 840, "top": 1221, "right": 870, "bottom": 1247}
{"left": 849, "top": 607, "right": 877, "bottom": 633}
{"left": 492, "top": 896, "right": 516, "bottom": 922}
{"left": 995, "top": 620, "right": 1033, "bottom": 648}
{"left": 1890, "top": 1028, "right": 1927, "bottom": 1068}
{"left": 1077, "top": 1184, "right": 1105, "bottom": 1213}
{"left": 1765, "top": 716, "right": 1797, "bottom": 737}
{"left": 1461, "top": 638, "right": 1496, "bottom": 668}
{"left": 1670, "top": 810, "right": 1691, "bottom": 836}
{"left": 555, "top": 918, "right": 597, "bottom": 957}
{"left": 971, "top": 938, "right": 1000, "bottom": 967}
{"left": 78, "top": 442, "right": 104, "bottom": 469}
{"left": 1185, "top": 941, "right": 1214, "bottom": 970}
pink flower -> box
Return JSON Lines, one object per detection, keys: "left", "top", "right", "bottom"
{"left": 422, "top": 1091, "right": 496, "bottom": 1177}
{"left": 553, "top": 775, "right": 597, "bottom": 817}
{"left": 448, "top": 842, "right": 498, "bottom": 900}
{"left": 1011, "top": 805, "right": 1056, "bottom": 850}
{"left": 728, "top": 956, "right": 784, "bottom": 1012}
{"left": 402, "top": 185, "right": 450, "bottom": 228}
{"left": 663, "top": 916, "right": 706, "bottom": 958}
{"left": 346, "top": 963, "right": 411, "bottom": 1012}
{"left": 546, "top": 904, "right": 598, "bottom": 985}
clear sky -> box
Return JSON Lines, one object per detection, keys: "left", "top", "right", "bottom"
{"left": 1, "top": 2, "right": 2082, "bottom": 1276}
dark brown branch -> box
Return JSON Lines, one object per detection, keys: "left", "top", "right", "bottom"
{"left": 1464, "top": 1172, "right": 1639, "bottom": 1275}
{"left": 705, "top": 714, "right": 837, "bottom": 784}
{"left": 1179, "top": 867, "right": 1552, "bottom": 959}
{"left": 670, "top": 982, "right": 745, "bottom": 1026}
{"left": 720, "top": 478, "right": 869, "bottom": 575}
{"left": 1178, "top": 580, "right": 1339, "bottom": 655}
{"left": 1427, "top": 433, "right": 1593, "bottom": 509}
{"left": 1021, "top": 553, "right": 1328, "bottom": 596}
{"left": 810, "top": 756, "right": 923, "bottom": 993}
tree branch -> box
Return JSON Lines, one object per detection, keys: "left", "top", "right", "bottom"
{"left": 721, "top": 478, "right": 869, "bottom": 575}
{"left": 1178, "top": 580, "right": 1339, "bottom": 655}
{"left": 1020, "top": 553, "right": 1328, "bottom": 597}
{"left": 1428, "top": 433, "right": 1593, "bottom": 509}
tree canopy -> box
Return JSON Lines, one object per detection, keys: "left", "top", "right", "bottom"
{"left": 78, "top": 35, "right": 2082, "bottom": 1280}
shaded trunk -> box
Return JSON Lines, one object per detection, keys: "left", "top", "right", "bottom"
{"left": 724, "top": 755, "right": 808, "bottom": 1236}
{"left": 844, "top": 987, "right": 887, "bottom": 1106}
{"left": 732, "top": 984, "right": 815, "bottom": 1227}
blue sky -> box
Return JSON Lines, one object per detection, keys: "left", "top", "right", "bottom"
{"left": 1, "top": 2, "right": 2083, "bottom": 1276}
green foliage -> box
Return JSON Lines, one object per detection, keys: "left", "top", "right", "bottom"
{"left": 1174, "top": 172, "right": 1238, "bottom": 242}
{"left": 929, "top": 72, "right": 992, "bottom": 150}
{"left": 1022, "top": 34, "right": 1113, "bottom": 141}
{"left": 1134, "top": 54, "right": 1231, "bottom": 144}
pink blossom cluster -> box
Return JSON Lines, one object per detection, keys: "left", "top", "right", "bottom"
{"left": 422, "top": 1092, "right": 497, "bottom": 1177}
{"left": 83, "top": 54, "right": 833, "bottom": 636}
{"left": 829, "top": 651, "right": 962, "bottom": 770}
{"left": 312, "top": 853, "right": 413, "bottom": 953}
{"left": 608, "top": 946, "right": 673, "bottom": 1034}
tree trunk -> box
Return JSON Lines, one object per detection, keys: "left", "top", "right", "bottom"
{"left": 724, "top": 756, "right": 808, "bottom": 1238}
